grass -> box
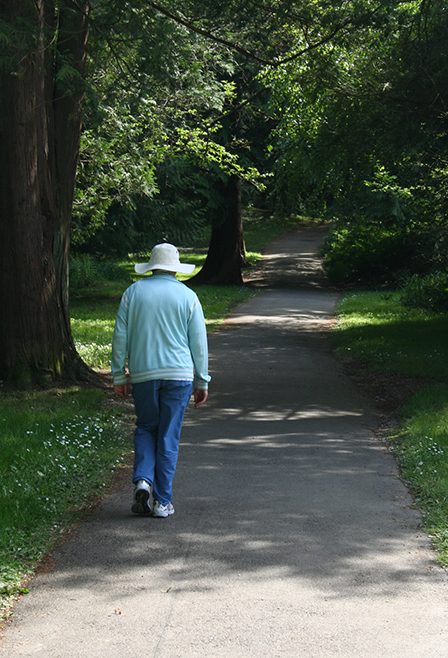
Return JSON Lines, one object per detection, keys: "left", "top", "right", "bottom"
{"left": 333, "top": 289, "right": 448, "bottom": 567}
{"left": 390, "top": 385, "right": 448, "bottom": 566}
{"left": 0, "top": 388, "right": 130, "bottom": 615}
{"left": 0, "top": 208, "right": 308, "bottom": 618}
{"left": 332, "top": 290, "right": 448, "bottom": 379}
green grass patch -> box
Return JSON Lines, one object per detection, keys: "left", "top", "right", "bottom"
{"left": 71, "top": 299, "right": 117, "bottom": 369}
{"left": 389, "top": 385, "right": 448, "bottom": 567}
{"left": 0, "top": 388, "right": 132, "bottom": 616}
{"left": 333, "top": 289, "right": 448, "bottom": 567}
{"left": 332, "top": 290, "right": 448, "bottom": 380}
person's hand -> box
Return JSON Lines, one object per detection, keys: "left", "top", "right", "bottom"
{"left": 194, "top": 389, "right": 208, "bottom": 408}
{"left": 114, "top": 384, "right": 128, "bottom": 400}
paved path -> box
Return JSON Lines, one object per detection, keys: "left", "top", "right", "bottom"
{"left": 2, "top": 228, "right": 448, "bottom": 657}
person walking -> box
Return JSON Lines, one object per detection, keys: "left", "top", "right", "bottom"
{"left": 111, "top": 243, "right": 210, "bottom": 518}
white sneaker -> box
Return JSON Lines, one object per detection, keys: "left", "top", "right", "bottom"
{"left": 153, "top": 501, "right": 175, "bottom": 518}
{"left": 131, "top": 479, "right": 152, "bottom": 515}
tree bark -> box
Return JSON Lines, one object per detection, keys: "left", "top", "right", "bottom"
{"left": 0, "top": 1, "right": 91, "bottom": 385}
{"left": 189, "top": 175, "right": 247, "bottom": 286}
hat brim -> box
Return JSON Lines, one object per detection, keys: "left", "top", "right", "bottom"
{"left": 134, "top": 262, "right": 195, "bottom": 275}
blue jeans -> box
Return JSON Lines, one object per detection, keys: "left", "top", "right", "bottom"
{"left": 132, "top": 380, "right": 193, "bottom": 505}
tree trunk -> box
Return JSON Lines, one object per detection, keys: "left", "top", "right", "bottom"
{"left": 0, "top": 1, "right": 91, "bottom": 385}
{"left": 189, "top": 175, "right": 247, "bottom": 286}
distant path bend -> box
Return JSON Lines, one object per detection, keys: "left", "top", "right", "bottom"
{"left": 243, "top": 225, "right": 331, "bottom": 289}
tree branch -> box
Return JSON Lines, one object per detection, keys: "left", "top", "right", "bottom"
{"left": 148, "top": 2, "right": 356, "bottom": 67}
{"left": 147, "top": 1, "right": 272, "bottom": 64}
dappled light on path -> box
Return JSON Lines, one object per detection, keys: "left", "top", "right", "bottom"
{"left": 244, "top": 227, "right": 331, "bottom": 290}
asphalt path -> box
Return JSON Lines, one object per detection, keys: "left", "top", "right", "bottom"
{"left": 2, "top": 227, "right": 448, "bottom": 657}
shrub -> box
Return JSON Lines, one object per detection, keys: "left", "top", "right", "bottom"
{"left": 69, "top": 254, "right": 100, "bottom": 291}
{"left": 401, "top": 272, "right": 448, "bottom": 313}
{"left": 321, "top": 226, "right": 412, "bottom": 285}
{"left": 98, "top": 262, "right": 129, "bottom": 282}
{"left": 69, "top": 255, "right": 130, "bottom": 294}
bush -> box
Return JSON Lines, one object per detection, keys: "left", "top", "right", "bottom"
{"left": 98, "top": 261, "right": 130, "bottom": 282}
{"left": 401, "top": 272, "right": 448, "bottom": 313}
{"left": 321, "top": 226, "right": 412, "bottom": 285}
{"left": 69, "top": 255, "right": 100, "bottom": 291}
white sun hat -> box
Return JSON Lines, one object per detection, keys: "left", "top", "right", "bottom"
{"left": 134, "top": 243, "right": 195, "bottom": 275}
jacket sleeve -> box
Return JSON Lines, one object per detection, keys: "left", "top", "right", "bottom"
{"left": 111, "top": 290, "right": 129, "bottom": 385}
{"left": 188, "top": 296, "right": 211, "bottom": 390}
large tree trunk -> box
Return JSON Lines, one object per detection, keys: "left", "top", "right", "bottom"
{"left": 189, "top": 175, "right": 247, "bottom": 286}
{"left": 0, "top": 1, "right": 90, "bottom": 385}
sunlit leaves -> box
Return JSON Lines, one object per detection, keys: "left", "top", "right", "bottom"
{"left": 72, "top": 1, "right": 250, "bottom": 242}
{"left": 266, "top": 0, "right": 448, "bottom": 235}
{"left": 73, "top": 98, "right": 162, "bottom": 244}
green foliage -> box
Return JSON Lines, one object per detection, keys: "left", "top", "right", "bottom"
{"left": 401, "top": 272, "right": 448, "bottom": 314}
{"left": 69, "top": 255, "right": 101, "bottom": 291}
{"left": 321, "top": 226, "right": 413, "bottom": 285}
{"left": 75, "top": 159, "right": 210, "bottom": 256}
{"left": 73, "top": 2, "right": 263, "bottom": 246}
{"left": 321, "top": 219, "right": 448, "bottom": 286}
{"left": 73, "top": 0, "right": 349, "bottom": 252}
{"left": 175, "top": 126, "right": 265, "bottom": 188}
{"left": 69, "top": 254, "right": 130, "bottom": 294}
{"left": 363, "top": 166, "right": 414, "bottom": 226}
{"left": 72, "top": 100, "right": 160, "bottom": 245}
{"left": 266, "top": 0, "right": 448, "bottom": 278}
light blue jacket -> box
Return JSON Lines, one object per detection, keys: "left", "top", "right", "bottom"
{"left": 111, "top": 272, "right": 210, "bottom": 390}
